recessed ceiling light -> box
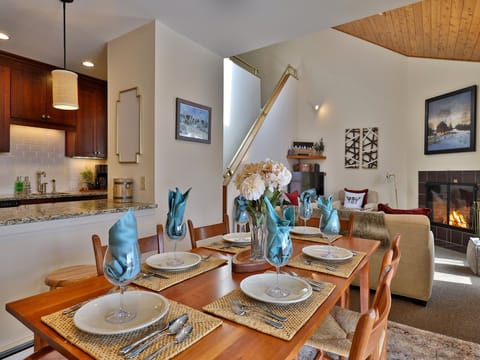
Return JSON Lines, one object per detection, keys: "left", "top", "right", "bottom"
{"left": 82, "top": 60, "right": 94, "bottom": 68}
{"left": 0, "top": 32, "right": 10, "bottom": 40}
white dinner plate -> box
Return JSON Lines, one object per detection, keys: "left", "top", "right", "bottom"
{"left": 240, "top": 273, "right": 312, "bottom": 305}
{"left": 291, "top": 226, "right": 322, "bottom": 236}
{"left": 146, "top": 252, "right": 202, "bottom": 271}
{"left": 302, "top": 245, "right": 353, "bottom": 262}
{"left": 73, "top": 291, "right": 169, "bottom": 335}
{"left": 222, "top": 232, "right": 251, "bottom": 244}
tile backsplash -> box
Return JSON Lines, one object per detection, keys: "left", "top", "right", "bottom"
{"left": 0, "top": 125, "right": 104, "bottom": 196}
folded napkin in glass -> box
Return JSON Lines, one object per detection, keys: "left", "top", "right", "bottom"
{"left": 166, "top": 187, "right": 191, "bottom": 239}
{"left": 104, "top": 209, "right": 141, "bottom": 282}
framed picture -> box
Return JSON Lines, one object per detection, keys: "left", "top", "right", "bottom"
{"left": 424, "top": 85, "right": 477, "bottom": 155}
{"left": 175, "top": 98, "right": 211, "bottom": 144}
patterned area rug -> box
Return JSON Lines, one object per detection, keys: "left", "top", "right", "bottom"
{"left": 299, "top": 320, "right": 480, "bottom": 360}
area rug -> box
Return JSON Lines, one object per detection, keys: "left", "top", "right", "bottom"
{"left": 299, "top": 320, "right": 480, "bottom": 360}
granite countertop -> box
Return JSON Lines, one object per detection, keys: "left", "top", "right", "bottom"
{"left": 0, "top": 199, "right": 157, "bottom": 226}
{"left": 0, "top": 191, "right": 108, "bottom": 201}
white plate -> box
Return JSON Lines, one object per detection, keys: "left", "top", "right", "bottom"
{"left": 146, "top": 252, "right": 202, "bottom": 271}
{"left": 222, "top": 232, "right": 251, "bottom": 244}
{"left": 73, "top": 291, "right": 169, "bottom": 335}
{"left": 291, "top": 226, "right": 322, "bottom": 236}
{"left": 302, "top": 245, "right": 353, "bottom": 262}
{"left": 240, "top": 273, "right": 312, "bottom": 304}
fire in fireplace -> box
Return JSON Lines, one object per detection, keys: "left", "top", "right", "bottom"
{"left": 426, "top": 182, "right": 477, "bottom": 232}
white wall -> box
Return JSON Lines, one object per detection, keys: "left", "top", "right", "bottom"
{"left": 241, "top": 29, "right": 408, "bottom": 207}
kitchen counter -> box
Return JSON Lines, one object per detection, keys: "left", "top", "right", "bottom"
{"left": 0, "top": 191, "right": 108, "bottom": 207}
{"left": 0, "top": 199, "right": 157, "bottom": 226}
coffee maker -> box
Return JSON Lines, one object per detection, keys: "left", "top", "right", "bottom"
{"left": 95, "top": 165, "right": 108, "bottom": 190}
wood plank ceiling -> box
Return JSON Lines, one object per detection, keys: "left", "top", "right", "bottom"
{"left": 334, "top": 0, "right": 480, "bottom": 62}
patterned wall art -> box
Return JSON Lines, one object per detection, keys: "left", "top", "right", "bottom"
{"left": 344, "top": 128, "right": 361, "bottom": 168}
{"left": 361, "top": 127, "right": 378, "bottom": 169}
{"left": 344, "top": 127, "right": 379, "bottom": 169}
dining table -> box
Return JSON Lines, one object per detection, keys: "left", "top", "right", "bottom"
{"left": 6, "top": 235, "right": 379, "bottom": 360}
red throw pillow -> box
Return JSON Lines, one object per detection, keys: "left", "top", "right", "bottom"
{"left": 344, "top": 188, "right": 368, "bottom": 207}
{"left": 378, "top": 203, "right": 431, "bottom": 216}
{"left": 285, "top": 190, "right": 299, "bottom": 206}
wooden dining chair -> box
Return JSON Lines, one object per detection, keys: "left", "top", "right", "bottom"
{"left": 92, "top": 223, "right": 165, "bottom": 276}
{"left": 339, "top": 212, "right": 355, "bottom": 238}
{"left": 187, "top": 213, "right": 230, "bottom": 249}
{"left": 306, "top": 236, "right": 400, "bottom": 360}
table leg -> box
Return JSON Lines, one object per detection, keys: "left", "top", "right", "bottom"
{"left": 359, "top": 261, "right": 370, "bottom": 313}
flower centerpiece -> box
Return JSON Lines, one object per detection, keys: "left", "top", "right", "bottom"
{"left": 235, "top": 159, "right": 292, "bottom": 261}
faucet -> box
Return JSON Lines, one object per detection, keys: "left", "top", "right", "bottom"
{"left": 36, "top": 171, "right": 46, "bottom": 194}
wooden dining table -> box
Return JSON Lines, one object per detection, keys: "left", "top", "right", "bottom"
{"left": 6, "top": 236, "right": 379, "bottom": 359}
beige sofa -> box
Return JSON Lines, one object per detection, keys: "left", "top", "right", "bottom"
{"left": 333, "top": 189, "right": 379, "bottom": 211}
{"left": 352, "top": 213, "right": 435, "bottom": 304}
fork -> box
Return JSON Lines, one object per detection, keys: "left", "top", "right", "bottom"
{"left": 231, "top": 299, "right": 287, "bottom": 322}
{"left": 302, "top": 256, "right": 338, "bottom": 271}
{"left": 284, "top": 270, "right": 325, "bottom": 290}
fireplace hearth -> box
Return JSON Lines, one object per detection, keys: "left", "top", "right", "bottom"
{"left": 419, "top": 171, "right": 480, "bottom": 253}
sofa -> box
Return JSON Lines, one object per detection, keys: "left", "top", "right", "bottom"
{"left": 351, "top": 212, "right": 435, "bottom": 304}
{"left": 332, "top": 189, "right": 379, "bottom": 211}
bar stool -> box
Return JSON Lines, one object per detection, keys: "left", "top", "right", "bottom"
{"left": 44, "top": 264, "right": 98, "bottom": 290}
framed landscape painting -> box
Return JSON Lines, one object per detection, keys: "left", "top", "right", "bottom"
{"left": 175, "top": 98, "right": 211, "bottom": 144}
{"left": 424, "top": 85, "right": 477, "bottom": 155}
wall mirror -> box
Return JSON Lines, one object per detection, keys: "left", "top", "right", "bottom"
{"left": 116, "top": 87, "right": 141, "bottom": 163}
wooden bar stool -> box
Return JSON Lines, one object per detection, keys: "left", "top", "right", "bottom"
{"left": 44, "top": 264, "right": 97, "bottom": 290}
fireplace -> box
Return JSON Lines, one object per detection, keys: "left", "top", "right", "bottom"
{"left": 419, "top": 170, "right": 480, "bottom": 253}
{"left": 426, "top": 182, "right": 477, "bottom": 232}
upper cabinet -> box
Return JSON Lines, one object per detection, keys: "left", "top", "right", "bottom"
{"left": 9, "top": 59, "right": 76, "bottom": 130}
{"left": 0, "top": 64, "right": 10, "bottom": 152}
{"left": 66, "top": 77, "right": 107, "bottom": 158}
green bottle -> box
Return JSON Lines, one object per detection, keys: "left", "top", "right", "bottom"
{"left": 15, "top": 176, "right": 24, "bottom": 195}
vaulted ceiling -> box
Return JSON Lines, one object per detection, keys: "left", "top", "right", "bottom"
{"left": 334, "top": 0, "right": 480, "bottom": 62}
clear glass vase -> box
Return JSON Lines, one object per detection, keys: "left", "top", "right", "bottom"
{"left": 248, "top": 212, "right": 266, "bottom": 262}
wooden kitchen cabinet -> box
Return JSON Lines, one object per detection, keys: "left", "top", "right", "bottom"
{"left": 9, "top": 60, "right": 76, "bottom": 130}
{"left": 65, "top": 77, "right": 107, "bottom": 158}
{"left": 0, "top": 64, "right": 10, "bottom": 152}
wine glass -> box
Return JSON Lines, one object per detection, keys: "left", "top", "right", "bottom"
{"left": 167, "top": 223, "right": 185, "bottom": 266}
{"left": 103, "top": 242, "right": 141, "bottom": 324}
{"left": 299, "top": 201, "right": 313, "bottom": 230}
{"left": 321, "top": 218, "right": 340, "bottom": 258}
{"left": 265, "top": 229, "right": 293, "bottom": 298}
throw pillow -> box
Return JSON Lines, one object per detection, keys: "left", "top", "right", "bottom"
{"left": 344, "top": 188, "right": 369, "bottom": 207}
{"left": 378, "top": 203, "right": 432, "bottom": 216}
{"left": 344, "top": 191, "right": 365, "bottom": 209}
{"left": 284, "top": 190, "right": 299, "bottom": 206}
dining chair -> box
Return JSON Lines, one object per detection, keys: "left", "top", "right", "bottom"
{"left": 187, "top": 213, "right": 230, "bottom": 249}
{"left": 92, "top": 223, "right": 165, "bottom": 276}
{"left": 24, "top": 346, "right": 67, "bottom": 360}
{"left": 305, "top": 235, "right": 400, "bottom": 360}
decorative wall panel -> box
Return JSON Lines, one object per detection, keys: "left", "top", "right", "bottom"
{"left": 345, "top": 128, "right": 360, "bottom": 168}
{"left": 361, "top": 127, "right": 378, "bottom": 169}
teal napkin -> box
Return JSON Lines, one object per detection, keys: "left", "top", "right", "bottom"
{"left": 283, "top": 206, "right": 295, "bottom": 227}
{"left": 166, "top": 187, "right": 191, "bottom": 239}
{"left": 234, "top": 195, "right": 248, "bottom": 224}
{"left": 264, "top": 197, "right": 293, "bottom": 266}
{"left": 104, "top": 209, "right": 141, "bottom": 283}
{"left": 317, "top": 195, "right": 340, "bottom": 234}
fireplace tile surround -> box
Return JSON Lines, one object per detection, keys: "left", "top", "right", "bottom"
{"left": 419, "top": 170, "right": 480, "bottom": 253}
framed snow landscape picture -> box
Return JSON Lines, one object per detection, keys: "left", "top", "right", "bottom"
{"left": 425, "top": 85, "right": 477, "bottom": 155}
{"left": 175, "top": 98, "right": 211, "bottom": 144}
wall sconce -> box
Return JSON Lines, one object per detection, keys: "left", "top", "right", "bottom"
{"left": 313, "top": 104, "right": 320, "bottom": 112}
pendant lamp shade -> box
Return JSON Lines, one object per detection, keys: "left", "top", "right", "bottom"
{"left": 52, "top": 0, "right": 78, "bottom": 110}
{"left": 52, "top": 69, "right": 78, "bottom": 110}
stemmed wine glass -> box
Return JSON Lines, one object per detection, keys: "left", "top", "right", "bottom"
{"left": 265, "top": 229, "right": 293, "bottom": 298}
{"left": 103, "top": 242, "right": 141, "bottom": 324}
{"left": 167, "top": 223, "right": 186, "bottom": 266}
{"left": 321, "top": 218, "right": 340, "bottom": 258}
{"left": 299, "top": 201, "right": 313, "bottom": 229}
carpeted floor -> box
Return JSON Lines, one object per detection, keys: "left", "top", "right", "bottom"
{"left": 299, "top": 246, "right": 480, "bottom": 359}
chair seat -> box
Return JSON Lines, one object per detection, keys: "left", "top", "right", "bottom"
{"left": 44, "top": 265, "right": 97, "bottom": 290}
{"left": 306, "top": 306, "right": 361, "bottom": 357}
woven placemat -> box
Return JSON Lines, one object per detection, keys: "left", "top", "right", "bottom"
{"left": 290, "top": 234, "right": 342, "bottom": 244}
{"left": 288, "top": 250, "right": 366, "bottom": 278}
{"left": 41, "top": 300, "right": 222, "bottom": 360}
{"left": 201, "top": 241, "right": 251, "bottom": 254}
{"left": 202, "top": 284, "right": 335, "bottom": 341}
{"left": 133, "top": 258, "right": 227, "bottom": 291}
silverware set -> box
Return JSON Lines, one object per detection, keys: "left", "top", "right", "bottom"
{"left": 120, "top": 313, "right": 191, "bottom": 359}
{"left": 230, "top": 299, "right": 285, "bottom": 329}
{"left": 281, "top": 270, "right": 325, "bottom": 291}
{"left": 302, "top": 255, "right": 339, "bottom": 271}
{"left": 220, "top": 242, "right": 250, "bottom": 249}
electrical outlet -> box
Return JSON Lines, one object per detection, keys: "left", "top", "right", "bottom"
{"left": 140, "top": 176, "right": 146, "bottom": 191}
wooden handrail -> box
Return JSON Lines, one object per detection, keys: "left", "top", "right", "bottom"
{"left": 222, "top": 64, "right": 298, "bottom": 215}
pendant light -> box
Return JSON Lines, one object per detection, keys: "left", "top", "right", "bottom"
{"left": 52, "top": 0, "right": 78, "bottom": 110}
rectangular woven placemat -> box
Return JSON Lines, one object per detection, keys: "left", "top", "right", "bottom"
{"left": 203, "top": 284, "right": 334, "bottom": 341}
{"left": 288, "top": 251, "right": 366, "bottom": 278}
{"left": 290, "top": 234, "right": 342, "bottom": 244}
{"left": 133, "top": 258, "right": 227, "bottom": 291}
{"left": 201, "top": 242, "right": 250, "bottom": 254}
{"left": 41, "top": 299, "right": 222, "bottom": 360}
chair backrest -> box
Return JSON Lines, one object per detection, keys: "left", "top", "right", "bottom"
{"left": 92, "top": 224, "right": 165, "bottom": 276}
{"left": 187, "top": 214, "right": 230, "bottom": 249}
{"left": 339, "top": 212, "right": 355, "bottom": 238}
{"left": 350, "top": 251, "right": 395, "bottom": 360}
